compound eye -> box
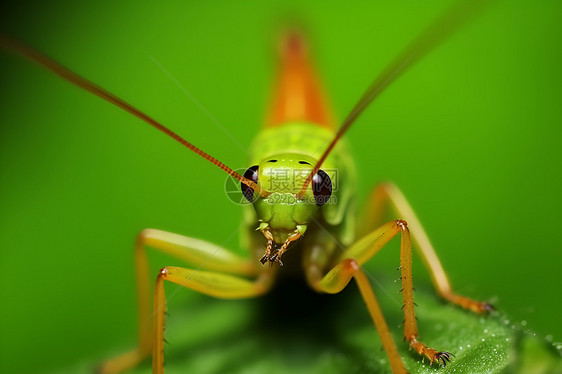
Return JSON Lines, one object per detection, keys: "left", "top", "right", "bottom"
{"left": 241, "top": 165, "right": 259, "bottom": 202}
{"left": 312, "top": 169, "right": 332, "bottom": 206}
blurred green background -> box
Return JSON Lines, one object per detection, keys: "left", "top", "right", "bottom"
{"left": 1, "top": 0, "right": 561, "bottom": 373}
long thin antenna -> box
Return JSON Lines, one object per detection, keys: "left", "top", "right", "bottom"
{"left": 298, "top": 0, "right": 493, "bottom": 196}
{"left": 0, "top": 33, "right": 270, "bottom": 198}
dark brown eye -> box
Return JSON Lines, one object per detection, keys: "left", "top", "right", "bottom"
{"left": 312, "top": 169, "right": 332, "bottom": 206}
{"left": 241, "top": 165, "right": 259, "bottom": 202}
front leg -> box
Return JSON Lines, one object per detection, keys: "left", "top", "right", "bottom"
{"left": 152, "top": 266, "right": 275, "bottom": 374}
{"left": 364, "top": 182, "right": 493, "bottom": 313}
{"left": 98, "top": 228, "right": 270, "bottom": 374}
{"left": 307, "top": 220, "right": 452, "bottom": 374}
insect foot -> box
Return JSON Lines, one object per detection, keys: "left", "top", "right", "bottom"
{"left": 409, "top": 338, "right": 454, "bottom": 367}
{"left": 480, "top": 301, "right": 496, "bottom": 313}
{"left": 432, "top": 351, "right": 455, "bottom": 367}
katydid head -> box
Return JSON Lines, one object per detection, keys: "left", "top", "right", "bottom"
{"left": 240, "top": 154, "right": 333, "bottom": 265}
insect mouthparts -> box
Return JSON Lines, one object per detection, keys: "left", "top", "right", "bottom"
{"left": 258, "top": 227, "right": 302, "bottom": 266}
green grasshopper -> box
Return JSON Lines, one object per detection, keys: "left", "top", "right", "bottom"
{"left": 0, "top": 1, "right": 495, "bottom": 373}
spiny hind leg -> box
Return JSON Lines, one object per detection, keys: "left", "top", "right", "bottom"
{"left": 364, "top": 182, "right": 493, "bottom": 313}
{"left": 98, "top": 228, "right": 261, "bottom": 374}
{"left": 307, "top": 220, "right": 451, "bottom": 373}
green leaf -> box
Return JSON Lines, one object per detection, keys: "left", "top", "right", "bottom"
{"left": 55, "top": 281, "right": 561, "bottom": 374}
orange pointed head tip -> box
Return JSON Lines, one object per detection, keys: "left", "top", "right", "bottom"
{"left": 286, "top": 32, "right": 303, "bottom": 50}
{"left": 279, "top": 30, "right": 307, "bottom": 58}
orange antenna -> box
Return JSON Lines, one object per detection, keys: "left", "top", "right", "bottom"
{"left": 0, "top": 33, "right": 270, "bottom": 198}
{"left": 298, "top": 0, "right": 493, "bottom": 196}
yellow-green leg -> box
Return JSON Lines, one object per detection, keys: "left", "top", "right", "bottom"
{"left": 307, "top": 220, "right": 451, "bottom": 374}
{"left": 152, "top": 266, "right": 274, "bottom": 374}
{"left": 98, "top": 228, "right": 273, "bottom": 374}
{"left": 365, "top": 182, "right": 493, "bottom": 313}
